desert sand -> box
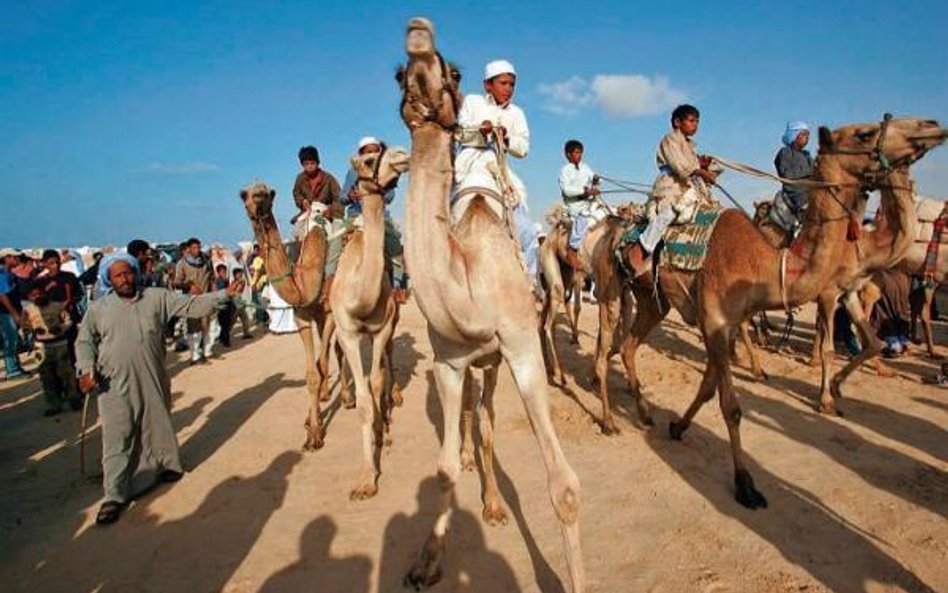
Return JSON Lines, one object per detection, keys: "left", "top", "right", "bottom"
{"left": 1, "top": 299, "right": 946, "bottom": 593}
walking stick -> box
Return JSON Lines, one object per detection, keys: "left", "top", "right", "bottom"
{"left": 79, "top": 389, "right": 91, "bottom": 476}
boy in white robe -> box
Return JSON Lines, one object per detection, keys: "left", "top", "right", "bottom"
{"left": 454, "top": 59, "right": 540, "bottom": 283}
{"left": 558, "top": 139, "right": 606, "bottom": 270}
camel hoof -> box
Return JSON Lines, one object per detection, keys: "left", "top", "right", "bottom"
{"left": 734, "top": 469, "right": 768, "bottom": 509}
{"left": 302, "top": 436, "right": 325, "bottom": 452}
{"left": 875, "top": 363, "right": 896, "bottom": 378}
{"left": 319, "top": 390, "right": 332, "bottom": 403}
{"left": 482, "top": 501, "right": 509, "bottom": 526}
{"left": 669, "top": 421, "right": 687, "bottom": 441}
{"left": 392, "top": 387, "right": 404, "bottom": 408}
{"left": 600, "top": 419, "right": 620, "bottom": 436}
{"left": 404, "top": 536, "right": 444, "bottom": 591}
{"left": 342, "top": 397, "right": 356, "bottom": 410}
{"left": 816, "top": 402, "right": 843, "bottom": 417}
{"left": 349, "top": 482, "right": 379, "bottom": 501}
{"left": 460, "top": 449, "right": 476, "bottom": 472}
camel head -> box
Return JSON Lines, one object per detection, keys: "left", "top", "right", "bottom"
{"left": 351, "top": 147, "right": 411, "bottom": 198}
{"left": 396, "top": 17, "right": 462, "bottom": 130}
{"left": 818, "top": 115, "right": 946, "bottom": 187}
{"left": 239, "top": 181, "right": 276, "bottom": 220}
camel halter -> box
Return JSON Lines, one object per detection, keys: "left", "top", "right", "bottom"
{"left": 401, "top": 51, "right": 461, "bottom": 132}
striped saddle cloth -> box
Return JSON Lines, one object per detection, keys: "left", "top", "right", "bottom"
{"left": 620, "top": 202, "right": 724, "bottom": 271}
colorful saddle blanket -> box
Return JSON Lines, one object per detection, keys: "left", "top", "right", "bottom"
{"left": 619, "top": 203, "right": 724, "bottom": 271}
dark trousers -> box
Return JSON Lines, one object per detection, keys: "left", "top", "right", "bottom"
{"left": 217, "top": 303, "right": 235, "bottom": 347}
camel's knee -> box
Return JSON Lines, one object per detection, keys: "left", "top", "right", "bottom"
{"left": 549, "top": 469, "right": 581, "bottom": 525}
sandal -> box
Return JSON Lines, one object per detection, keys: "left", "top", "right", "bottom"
{"left": 95, "top": 501, "right": 125, "bottom": 526}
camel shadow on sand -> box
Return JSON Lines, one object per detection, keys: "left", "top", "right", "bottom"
{"left": 379, "top": 475, "right": 521, "bottom": 593}
{"left": 642, "top": 402, "right": 939, "bottom": 593}
{"left": 23, "top": 451, "right": 302, "bottom": 593}
{"left": 422, "top": 369, "right": 566, "bottom": 592}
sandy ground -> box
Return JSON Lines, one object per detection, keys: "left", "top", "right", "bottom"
{"left": 1, "top": 299, "right": 946, "bottom": 593}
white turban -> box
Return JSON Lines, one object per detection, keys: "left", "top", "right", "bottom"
{"left": 484, "top": 59, "right": 516, "bottom": 81}
{"left": 358, "top": 136, "right": 381, "bottom": 150}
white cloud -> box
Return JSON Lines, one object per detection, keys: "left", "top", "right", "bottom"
{"left": 538, "top": 74, "right": 685, "bottom": 118}
{"left": 136, "top": 161, "right": 220, "bottom": 175}
{"left": 537, "top": 76, "right": 593, "bottom": 116}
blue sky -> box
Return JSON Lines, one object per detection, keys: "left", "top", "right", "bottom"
{"left": 2, "top": 0, "right": 946, "bottom": 248}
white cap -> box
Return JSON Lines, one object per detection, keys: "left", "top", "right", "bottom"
{"left": 484, "top": 59, "right": 516, "bottom": 81}
{"left": 357, "top": 136, "right": 381, "bottom": 150}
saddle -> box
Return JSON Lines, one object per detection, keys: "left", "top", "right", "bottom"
{"left": 618, "top": 201, "right": 724, "bottom": 273}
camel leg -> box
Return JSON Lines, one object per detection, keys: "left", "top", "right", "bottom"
{"left": 298, "top": 314, "right": 325, "bottom": 451}
{"left": 738, "top": 321, "right": 768, "bottom": 381}
{"left": 405, "top": 361, "right": 466, "bottom": 589}
{"left": 477, "top": 364, "right": 508, "bottom": 525}
{"left": 858, "top": 282, "right": 896, "bottom": 378}
{"left": 668, "top": 349, "right": 720, "bottom": 440}
{"left": 619, "top": 289, "right": 664, "bottom": 428}
{"left": 919, "top": 287, "right": 940, "bottom": 359}
{"left": 336, "top": 331, "right": 381, "bottom": 500}
{"left": 374, "top": 312, "right": 398, "bottom": 447}
{"left": 387, "top": 304, "right": 404, "bottom": 407}
{"left": 541, "top": 280, "right": 566, "bottom": 386}
{"left": 814, "top": 294, "right": 839, "bottom": 414}
{"left": 459, "top": 370, "right": 477, "bottom": 473}
{"left": 317, "top": 315, "right": 336, "bottom": 402}
{"left": 829, "top": 291, "right": 885, "bottom": 406}
{"left": 501, "top": 341, "right": 584, "bottom": 592}
{"left": 336, "top": 340, "right": 355, "bottom": 408}
{"left": 567, "top": 271, "right": 583, "bottom": 345}
{"left": 712, "top": 325, "right": 767, "bottom": 509}
{"left": 594, "top": 294, "right": 622, "bottom": 435}
{"left": 808, "top": 313, "right": 824, "bottom": 367}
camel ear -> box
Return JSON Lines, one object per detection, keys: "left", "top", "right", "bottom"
{"left": 269, "top": 189, "right": 276, "bottom": 199}
{"left": 239, "top": 189, "right": 248, "bottom": 200}
{"left": 395, "top": 65, "right": 406, "bottom": 87}
{"left": 818, "top": 126, "right": 834, "bottom": 151}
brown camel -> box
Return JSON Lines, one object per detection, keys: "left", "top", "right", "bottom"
{"left": 583, "top": 202, "right": 765, "bottom": 435}
{"left": 397, "top": 17, "right": 584, "bottom": 592}
{"left": 239, "top": 181, "right": 350, "bottom": 452}
{"left": 328, "top": 148, "right": 410, "bottom": 500}
{"left": 614, "top": 117, "right": 945, "bottom": 509}
{"left": 805, "top": 196, "right": 948, "bottom": 367}
{"left": 539, "top": 209, "right": 588, "bottom": 386}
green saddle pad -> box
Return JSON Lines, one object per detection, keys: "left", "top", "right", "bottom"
{"left": 662, "top": 203, "right": 723, "bottom": 271}
{"left": 617, "top": 203, "right": 724, "bottom": 272}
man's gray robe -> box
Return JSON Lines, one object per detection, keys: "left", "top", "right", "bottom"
{"left": 76, "top": 287, "right": 226, "bottom": 503}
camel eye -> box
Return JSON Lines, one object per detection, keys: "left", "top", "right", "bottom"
{"left": 856, "top": 129, "right": 875, "bottom": 141}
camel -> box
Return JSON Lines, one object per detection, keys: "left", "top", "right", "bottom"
{"left": 807, "top": 196, "right": 948, "bottom": 365}
{"left": 239, "top": 182, "right": 350, "bottom": 453}
{"left": 612, "top": 116, "right": 945, "bottom": 509}
{"left": 397, "top": 17, "right": 584, "bottom": 592}
{"left": 328, "top": 148, "right": 410, "bottom": 500}
{"left": 539, "top": 208, "right": 589, "bottom": 385}
{"left": 583, "top": 203, "right": 765, "bottom": 435}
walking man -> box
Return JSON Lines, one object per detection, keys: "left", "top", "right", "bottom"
{"left": 76, "top": 253, "right": 240, "bottom": 525}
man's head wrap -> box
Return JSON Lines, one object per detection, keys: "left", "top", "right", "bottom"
{"left": 358, "top": 136, "right": 381, "bottom": 151}
{"left": 782, "top": 121, "right": 810, "bottom": 147}
{"left": 484, "top": 59, "right": 516, "bottom": 81}
{"left": 98, "top": 253, "right": 140, "bottom": 290}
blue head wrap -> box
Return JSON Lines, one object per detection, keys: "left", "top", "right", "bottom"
{"left": 782, "top": 121, "right": 810, "bottom": 147}
{"left": 99, "top": 253, "right": 140, "bottom": 290}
